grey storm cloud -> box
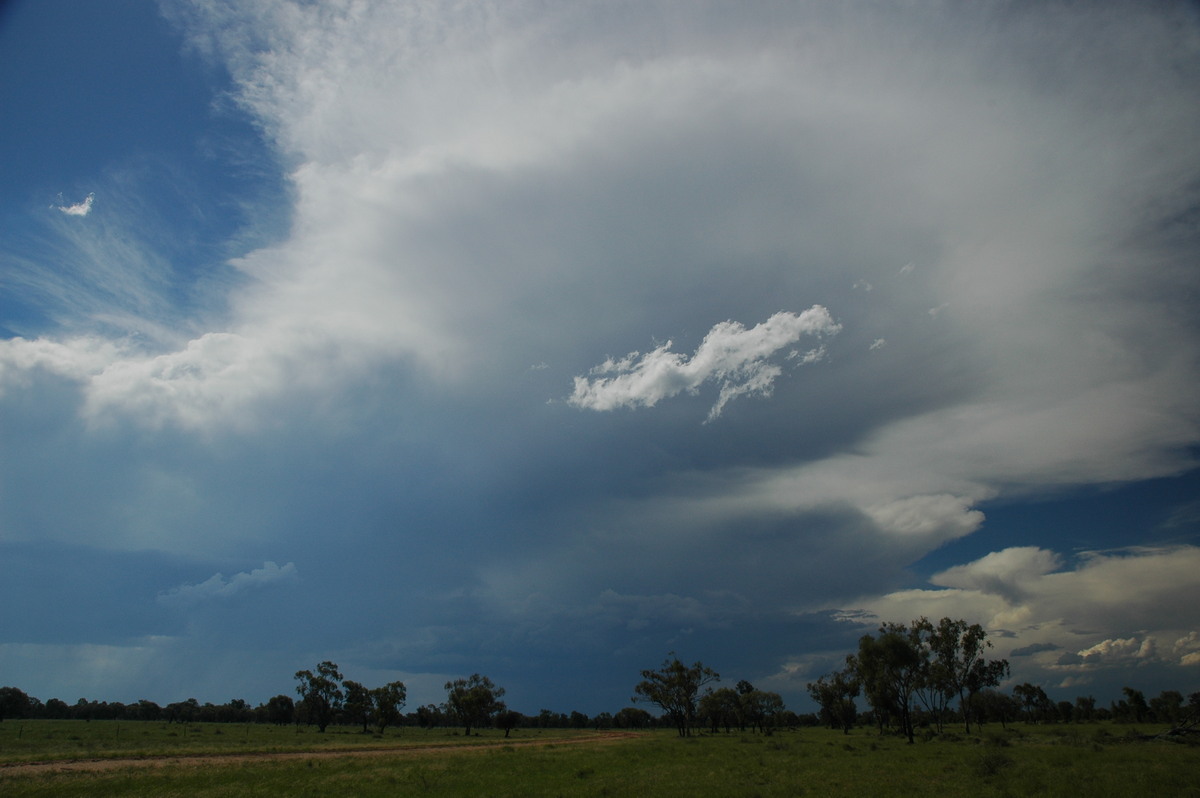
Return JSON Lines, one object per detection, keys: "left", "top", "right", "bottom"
{"left": 0, "top": 0, "right": 1197, "bottom": 709}
{"left": 157, "top": 561, "right": 298, "bottom": 607}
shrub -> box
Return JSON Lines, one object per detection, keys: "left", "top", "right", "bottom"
{"left": 973, "top": 749, "right": 1014, "bottom": 778}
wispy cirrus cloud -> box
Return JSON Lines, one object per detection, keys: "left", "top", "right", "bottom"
{"left": 568, "top": 307, "right": 840, "bottom": 421}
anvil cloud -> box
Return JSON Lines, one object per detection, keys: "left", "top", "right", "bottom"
{"left": 0, "top": 0, "right": 1197, "bottom": 712}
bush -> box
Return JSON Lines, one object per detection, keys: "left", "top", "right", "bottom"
{"left": 973, "top": 749, "right": 1014, "bottom": 778}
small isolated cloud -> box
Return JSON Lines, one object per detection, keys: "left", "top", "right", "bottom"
{"left": 158, "top": 561, "right": 298, "bottom": 607}
{"left": 55, "top": 193, "right": 95, "bottom": 217}
{"left": 568, "top": 306, "right": 840, "bottom": 422}
{"left": 528, "top": 362, "right": 550, "bottom": 371}
{"left": 869, "top": 338, "right": 887, "bottom": 351}
{"left": 787, "top": 346, "right": 828, "bottom": 365}
{"left": 899, "top": 262, "right": 914, "bottom": 276}
{"left": 852, "top": 279, "right": 872, "bottom": 292}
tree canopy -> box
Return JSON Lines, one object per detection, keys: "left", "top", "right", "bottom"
{"left": 807, "top": 667, "right": 859, "bottom": 734}
{"left": 294, "top": 661, "right": 344, "bottom": 733}
{"left": 371, "top": 681, "right": 407, "bottom": 734}
{"left": 633, "top": 653, "right": 719, "bottom": 737}
{"left": 443, "top": 674, "right": 506, "bottom": 736}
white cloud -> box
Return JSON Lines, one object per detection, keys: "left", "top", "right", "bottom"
{"left": 1175, "top": 632, "right": 1200, "bottom": 667}
{"left": 836, "top": 545, "right": 1200, "bottom": 682}
{"left": 6, "top": 2, "right": 1198, "bottom": 457}
{"left": 568, "top": 307, "right": 840, "bottom": 421}
{"left": 869, "top": 338, "right": 886, "bottom": 351}
{"left": 930, "top": 546, "right": 1062, "bottom": 600}
{"left": 1, "top": 0, "right": 1199, "bottom": 707}
{"left": 864, "top": 494, "right": 984, "bottom": 543}
{"left": 1078, "top": 636, "right": 1156, "bottom": 666}
{"left": 56, "top": 193, "right": 95, "bottom": 217}
{"left": 0, "top": 336, "right": 120, "bottom": 393}
{"left": 158, "top": 561, "right": 298, "bottom": 607}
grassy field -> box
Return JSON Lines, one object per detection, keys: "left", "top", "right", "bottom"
{"left": 0, "top": 719, "right": 585, "bottom": 763}
{"left": 2, "top": 721, "right": 1197, "bottom": 796}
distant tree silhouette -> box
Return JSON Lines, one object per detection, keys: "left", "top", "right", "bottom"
{"left": 264, "top": 694, "right": 294, "bottom": 725}
{"left": 0, "top": 686, "right": 32, "bottom": 721}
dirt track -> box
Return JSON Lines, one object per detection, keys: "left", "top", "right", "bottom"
{"left": 0, "top": 731, "right": 641, "bottom": 776}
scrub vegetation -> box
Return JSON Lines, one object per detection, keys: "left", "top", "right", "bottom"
{"left": 2, "top": 721, "right": 1198, "bottom": 797}
{"left": 2, "top": 617, "right": 1197, "bottom": 794}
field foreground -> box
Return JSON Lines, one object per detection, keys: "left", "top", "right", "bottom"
{"left": 1, "top": 721, "right": 1198, "bottom": 796}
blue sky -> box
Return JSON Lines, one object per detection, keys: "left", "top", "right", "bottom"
{"left": 2, "top": 0, "right": 1199, "bottom": 716}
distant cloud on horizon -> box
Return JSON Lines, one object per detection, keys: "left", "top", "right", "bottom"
{"left": 839, "top": 544, "right": 1200, "bottom": 687}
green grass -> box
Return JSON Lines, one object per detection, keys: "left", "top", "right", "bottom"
{"left": 3, "top": 722, "right": 1198, "bottom": 797}
{"left": 0, "top": 719, "right": 588, "bottom": 763}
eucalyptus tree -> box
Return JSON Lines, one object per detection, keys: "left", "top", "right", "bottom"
{"left": 443, "top": 673, "right": 506, "bottom": 736}
{"left": 342, "top": 679, "right": 372, "bottom": 733}
{"left": 916, "top": 616, "right": 1009, "bottom": 733}
{"left": 853, "top": 624, "right": 923, "bottom": 743}
{"left": 741, "top": 689, "right": 786, "bottom": 733}
{"left": 807, "top": 665, "right": 860, "bottom": 734}
{"left": 614, "top": 706, "right": 653, "bottom": 729}
{"left": 1074, "top": 695, "right": 1096, "bottom": 723}
{"left": 264, "top": 694, "right": 294, "bottom": 726}
{"left": 371, "top": 681, "right": 407, "bottom": 733}
{"left": 1013, "top": 682, "right": 1051, "bottom": 723}
{"left": 294, "top": 661, "right": 344, "bottom": 732}
{"left": 495, "top": 709, "right": 523, "bottom": 738}
{"left": 699, "top": 687, "right": 743, "bottom": 733}
{"left": 633, "top": 653, "right": 720, "bottom": 737}
{"left": 0, "top": 686, "right": 32, "bottom": 721}
{"left": 1150, "top": 690, "right": 1184, "bottom": 724}
{"left": 1120, "top": 686, "right": 1149, "bottom": 722}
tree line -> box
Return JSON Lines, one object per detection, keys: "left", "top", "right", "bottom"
{"left": 631, "top": 653, "right": 795, "bottom": 737}
{"left": 804, "top": 616, "right": 1200, "bottom": 741}
{"left": 0, "top": 667, "right": 658, "bottom": 734}
{"left": 2, "top": 617, "right": 1195, "bottom": 736}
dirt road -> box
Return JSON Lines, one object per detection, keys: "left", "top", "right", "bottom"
{"left": 0, "top": 731, "right": 641, "bottom": 776}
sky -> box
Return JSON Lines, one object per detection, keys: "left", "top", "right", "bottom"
{"left": 1, "top": 0, "right": 1199, "bottom": 716}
